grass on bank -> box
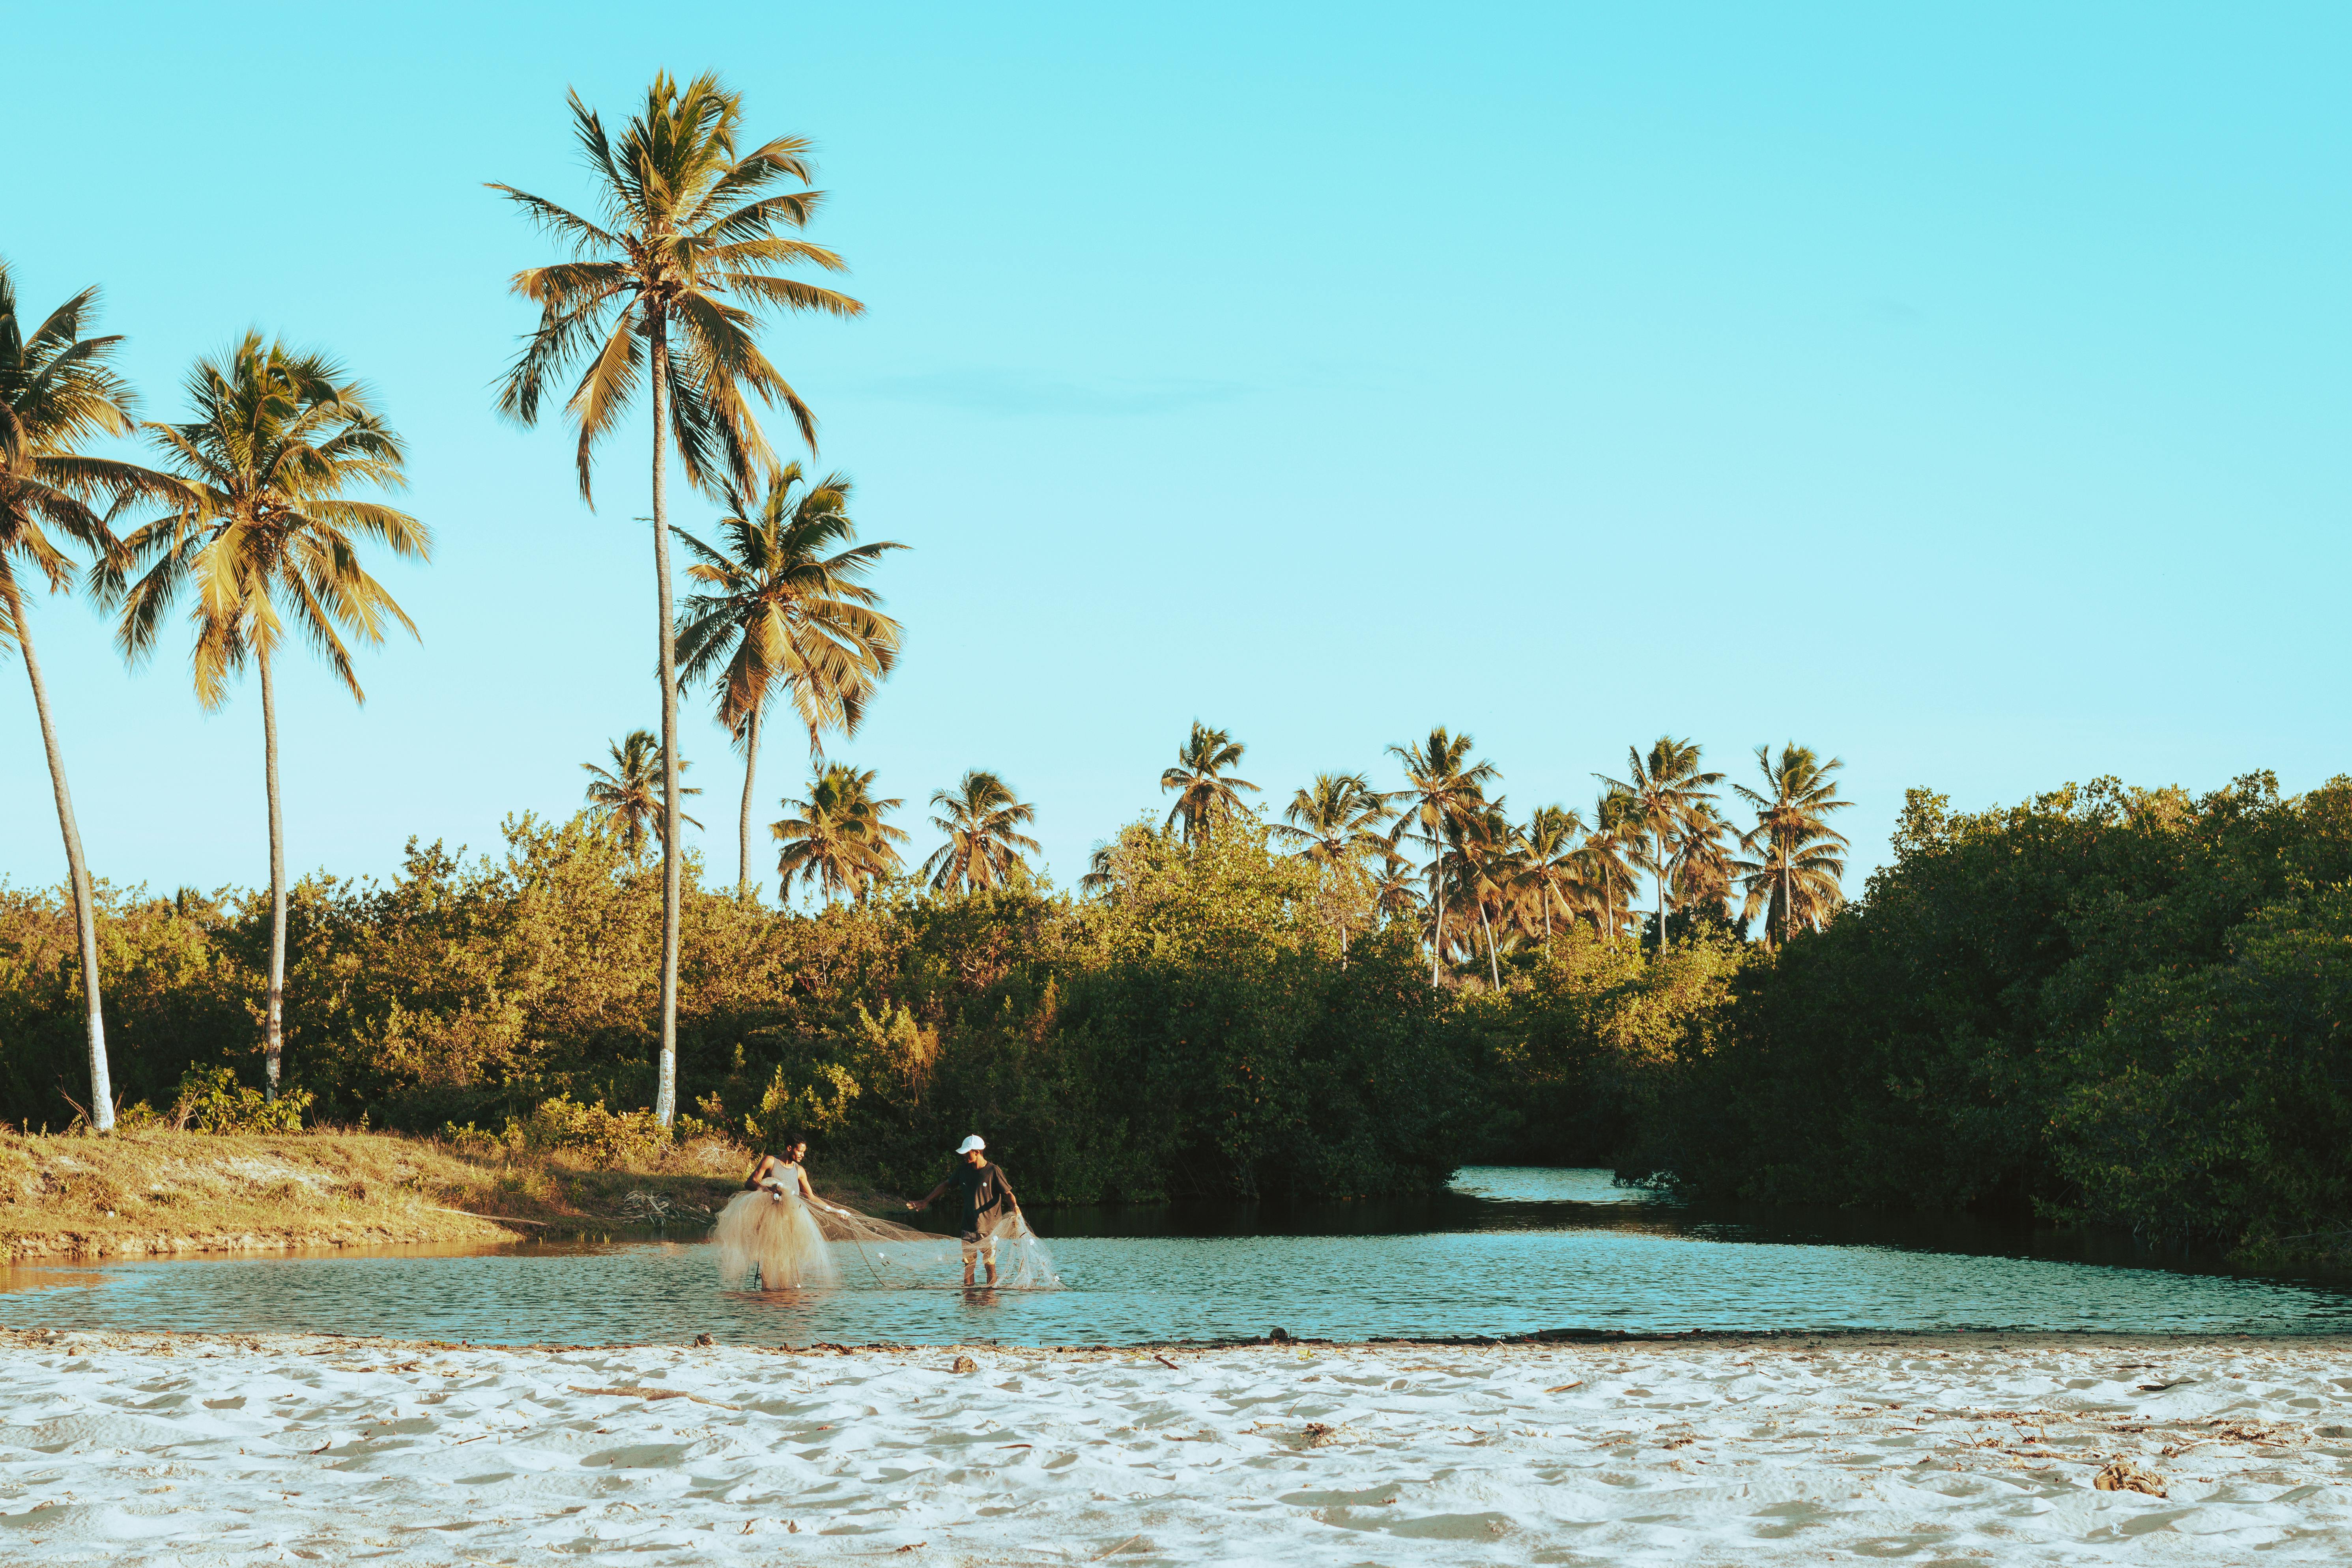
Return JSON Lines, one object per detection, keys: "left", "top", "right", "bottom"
{"left": 0, "top": 1126, "right": 759, "bottom": 1262}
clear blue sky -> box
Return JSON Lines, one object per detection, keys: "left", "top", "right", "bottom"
{"left": 6, "top": 2, "right": 2348, "bottom": 905}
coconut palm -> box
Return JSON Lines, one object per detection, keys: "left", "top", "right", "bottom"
{"left": 1577, "top": 787, "right": 1642, "bottom": 944}
{"left": 1160, "top": 721, "right": 1259, "bottom": 844}
{"left": 108, "top": 335, "right": 428, "bottom": 1102}
{"left": 773, "top": 763, "right": 904, "bottom": 906}
{"left": 1597, "top": 736, "right": 1724, "bottom": 950}
{"left": 0, "top": 264, "right": 182, "bottom": 1133}
{"left": 1440, "top": 798, "right": 1514, "bottom": 989}
{"left": 1386, "top": 727, "right": 1499, "bottom": 984}
{"left": 1079, "top": 839, "right": 1119, "bottom": 897}
{"left": 1732, "top": 742, "right": 1853, "bottom": 944}
{"left": 673, "top": 465, "right": 903, "bottom": 897}
{"left": 921, "top": 770, "right": 1040, "bottom": 893}
{"left": 583, "top": 729, "right": 704, "bottom": 856}
{"left": 1669, "top": 800, "right": 1735, "bottom": 929}
{"left": 1271, "top": 772, "right": 1396, "bottom": 961}
{"left": 1371, "top": 852, "right": 1427, "bottom": 928}
{"left": 1513, "top": 804, "right": 1587, "bottom": 942}
{"left": 1272, "top": 772, "right": 1397, "bottom": 866}
{"left": 493, "top": 71, "right": 862, "bottom": 1125}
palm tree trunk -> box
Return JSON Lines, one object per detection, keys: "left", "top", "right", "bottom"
{"left": 737, "top": 704, "right": 760, "bottom": 902}
{"left": 1479, "top": 899, "right": 1499, "bottom": 989}
{"left": 649, "top": 316, "right": 682, "bottom": 1128}
{"left": 1655, "top": 846, "right": 1667, "bottom": 953}
{"left": 1430, "top": 830, "right": 1446, "bottom": 984}
{"left": 258, "top": 640, "right": 287, "bottom": 1103}
{"left": 5, "top": 574, "right": 114, "bottom": 1132}
{"left": 1780, "top": 835, "right": 1792, "bottom": 944}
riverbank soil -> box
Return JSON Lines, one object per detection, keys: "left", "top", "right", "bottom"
{"left": 0, "top": 1131, "right": 750, "bottom": 1260}
{"left": 0, "top": 1330, "right": 2345, "bottom": 1563}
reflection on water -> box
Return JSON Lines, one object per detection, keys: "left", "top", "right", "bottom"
{"left": 4, "top": 1167, "right": 2348, "bottom": 1347}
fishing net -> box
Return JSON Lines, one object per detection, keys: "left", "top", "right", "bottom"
{"left": 714, "top": 1184, "right": 1058, "bottom": 1291}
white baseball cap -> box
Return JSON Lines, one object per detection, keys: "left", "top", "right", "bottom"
{"left": 955, "top": 1135, "right": 987, "bottom": 1154}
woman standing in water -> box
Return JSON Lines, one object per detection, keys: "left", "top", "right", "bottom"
{"left": 714, "top": 1135, "right": 857, "bottom": 1290}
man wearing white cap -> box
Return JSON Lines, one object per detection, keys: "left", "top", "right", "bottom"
{"left": 909, "top": 1135, "right": 1021, "bottom": 1287}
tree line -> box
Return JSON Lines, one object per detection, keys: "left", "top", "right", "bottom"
{"left": 578, "top": 716, "right": 1853, "bottom": 978}
{"left": 6, "top": 768, "right": 2342, "bottom": 1267}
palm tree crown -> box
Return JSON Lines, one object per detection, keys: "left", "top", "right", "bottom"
{"left": 774, "top": 763, "right": 905, "bottom": 906}
{"left": 1, "top": 262, "right": 181, "bottom": 1134}
{"left": 108, "top": 333, "right": 428, "bottom": 1102}
{"left": 1387, "top": 726, "right": 1499, "bottom": 983}
{"left": 1579, "top": 786, "right": 1642, "bottom": 943}
{"left": 111, "top": 335, "right": 428, "bottom": 706}
{"left": 491, "top": 71, "right": 862, "bottom": 501}
{"left": 673, "top": 465, "right": 904, "bottom": 895}
{"left": 1511, "top": 803, "right": 1587, "bottom": 942}
{"left": 1434, "top": 794, "right": 1516, "bottom": 988}
{"left": 1160, "top": 721, "right": 1259, "bottom": 844}
{"left": 1271, "top": 772, "right": 1398, "bottom": 869}
{"left": 2, "top": 270, "right": 169, "bottom": 607}
{"left": 1732, "top": 742, "right": 1852, "bottom": 943}
{"left": 584, "top": 729, "right": 704, "bottom": 856}
{"left": 921, "top": 770, "right": 1041, "bottom": 893}
{"left": 1271, "top": 771, "right": 1398, "bottom": 961}
{"left": 1670, "top": 800, "right": 1735, "bottom": 927}
{"left": 1597, "top": 736, "right": 1725, "bottom": 948}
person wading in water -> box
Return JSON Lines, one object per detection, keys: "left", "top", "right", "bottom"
{"left": 908, "top": 1134, "right": 1022, "bottom": 1287}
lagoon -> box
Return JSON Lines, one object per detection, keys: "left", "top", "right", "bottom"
{"left": 4, "top": 1168, "right": 2346, "bottom": 1346}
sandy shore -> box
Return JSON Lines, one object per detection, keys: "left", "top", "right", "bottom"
{"left": 1, "top": 1329, "right": 2347, "bottom": 1564}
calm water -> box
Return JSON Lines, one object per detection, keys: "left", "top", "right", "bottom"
{"left": 4, "top": 1167, "right": 2348, "bottom": 1346}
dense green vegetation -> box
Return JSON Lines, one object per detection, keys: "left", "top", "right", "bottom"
{"left": 1646, "top": 773, "right": 2352, "bottom": 1263}
{"left": 0, "top": 815, "right": 1483, "bottom": 1204}
{"left": 5, "top": 770, "right": 2349, "bottom": 1268}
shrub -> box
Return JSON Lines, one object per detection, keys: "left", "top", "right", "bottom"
{"left": 173, "top": 1066, "right": 312, "bottom": 1134}
{"left": 501, "top": 1094, "right": 671, "bottom": 1166}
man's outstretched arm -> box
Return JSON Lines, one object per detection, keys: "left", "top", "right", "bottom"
{"left": 908, "top": 1176, "right": 953, "bottom": 1211}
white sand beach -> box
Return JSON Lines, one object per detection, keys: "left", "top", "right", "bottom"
{"left": 2, "top": 1328, "right": 2347, "bottom": 1564}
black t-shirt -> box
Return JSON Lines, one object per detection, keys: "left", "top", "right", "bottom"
{"left": 954, "top": 1161, "right": 1017, "bottom": 1234}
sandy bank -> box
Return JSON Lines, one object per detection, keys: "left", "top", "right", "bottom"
{"left": 0, "top": 1131, "right": 746, "bottom": 1261}
{"left": 1, "top": 1329, "right": 2347, "bottom": 1563}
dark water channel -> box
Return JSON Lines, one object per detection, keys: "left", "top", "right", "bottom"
{"left": 5, "top": 1168, "right": 2349, "bottom": 1346}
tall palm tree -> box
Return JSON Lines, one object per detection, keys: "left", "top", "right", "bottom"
{"left": 1578, "top": 787, "right": 1642, "bottom": 944}
{"left": 1270, "top": 771, "right": 1397, "bottom": 962}
{"left": 1732, "top": 742, "right": 1853, "bottom": 944}
{"left": 1387, "top": 726, "right": 1499, "bottom": 984}
{"left": 1513, "top": 804, "right": 1587, "bottom": 942}
{"left": 1669, "top": 800, "right": 1735, "bottom": 929}
{"left": 493, "top": 71, "right": 862, "bottom": 1126}
{"left": 109, "top": 336, "right": 427, "bottom": 1102}
{"left": 673, "top": 465, "right": 903, "bottom": 898}
{"left": 1598, "top": 736, "right": 1724, "bottom": 951}
{"left": 1079, "top": 839, "right": 1119, "bottom": 897}
{"left": 583, "top": 728, "right": 704, "bottom": 857}
{"left": 1160, "top": 721, "right": 1258, "bottom": 844}
{"left": 1440, "top": 797, "right": 1514, "bottom": 989}
{"left": 0, "top": 264, "right": 181, "bottom": 1133}
{"left": 1371, "top": 851, "right": 1426, "bottom": 929}
{"left": 773, "top": 763, "right": 904, "bottom": 906}
{"left": 920, "top": 770, "right": 1040, "bottom": 893}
